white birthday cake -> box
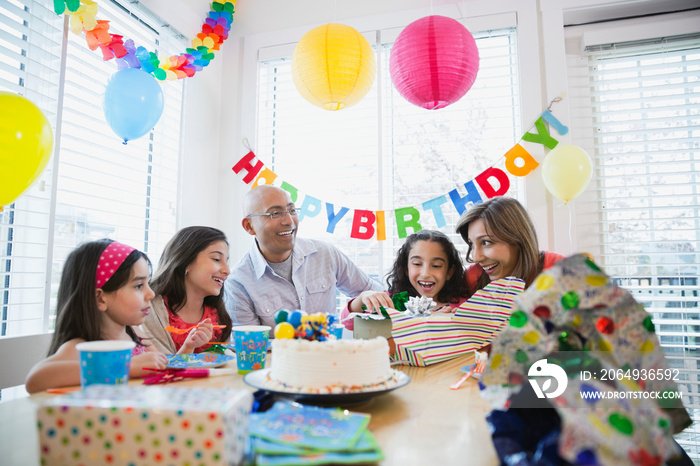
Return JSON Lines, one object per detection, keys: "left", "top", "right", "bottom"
{"left": 267, "top": 336, "right": 399, "bottom": 394}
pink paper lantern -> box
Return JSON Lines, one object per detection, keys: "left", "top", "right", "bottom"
{"left": 390, "top": 15, "right": 479, "bottom": 110}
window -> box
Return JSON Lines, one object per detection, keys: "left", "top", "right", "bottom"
{"left": 0, "top": 0, "right": 184, "bottom": 337}
{"left": 255, "top": 24, "right": 522, "bottom": 291}
{"left": 567, "top": 24, "right": 700, "bottom": 458}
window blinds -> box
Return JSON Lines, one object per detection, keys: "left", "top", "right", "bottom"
{"left": 570, "top": 33, "right": 700, "bottom": 458}
{"left": 0, "top": 0, "right": 184, "bottom": 336}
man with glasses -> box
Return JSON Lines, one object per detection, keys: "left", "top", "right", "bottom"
{"left": 224, "top": 185, "right": 383, "bottom": 329}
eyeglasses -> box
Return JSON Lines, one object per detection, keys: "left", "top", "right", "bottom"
{"left": 246, "top": 208, "right": 300, "bottom": 220}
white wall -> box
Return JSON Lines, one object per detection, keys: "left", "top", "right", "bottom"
{"left": 139, "top": 0, "right": 225, "bottom": 231}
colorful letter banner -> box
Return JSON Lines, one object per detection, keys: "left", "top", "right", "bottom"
{"left": 232, "top": 108, "right": 568, "bottom": 241}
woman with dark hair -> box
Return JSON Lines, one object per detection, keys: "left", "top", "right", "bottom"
{"left": 25, "top": 239, "right": 167, "bottom": 393}
{"left": 455, "top": 197, "right": 563, "bottom": 297}
{"left": 141, "top": 226, "right": 233, "bottom": 354}
{"left": 341, "top": 230, "right": 469, "bottom": 329}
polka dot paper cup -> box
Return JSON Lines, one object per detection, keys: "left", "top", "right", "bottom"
{"left": 76, "top": 340, "right": 136, "bottom": 389}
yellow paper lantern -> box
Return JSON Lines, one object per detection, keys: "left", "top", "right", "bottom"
{"left": 292, "top": 23, "right": 376, "bottom": 111}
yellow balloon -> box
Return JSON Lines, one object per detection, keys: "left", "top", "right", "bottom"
{"left": 542, "top": 144, "right": 592, "bottom": 202}
{"left": 274, "top": 322, "right": 295, "bottom": 339}
{"left": 0, "top": 92, "right": 53, "bottom": 207}
{"left": 292, "top": 23, "right": 376, "bottom": 111}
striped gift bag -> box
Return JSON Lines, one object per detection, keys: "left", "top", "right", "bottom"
{"left": 390, "top": 277, "right": 525, "bottom": 366}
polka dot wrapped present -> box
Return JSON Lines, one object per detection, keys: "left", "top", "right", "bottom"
{"left": 37, "top": 385, "right": 253, "bottom": 466}
{"left": 480, "top": 253, "right": 691, "bottom": 466}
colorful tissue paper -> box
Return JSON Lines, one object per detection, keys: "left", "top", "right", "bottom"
{"left": 249, "top": 402, "right": 382, "bottom": 465}
{"left": 53, "top": 0, "right": 80, "bottom": 15}
{"left": 391, "top": 291, "right": 409, "bottom": 312}
{"left": 54, "top": 0, "right": 236, "bottom": 82}
{"left": 99, "top": 34, "right": 128, "bottom": 61}
{"left": 480, "top": 254, "right": 691, "bottom": 466}
{"left": 389, "top": 277, "right": 525, "bottom": 366}
{"left": 116, "top": 39, "right": 141, "bottom": 70}
{"left": 67, "top": 1, "right": 97, "bottom": 34}
{"left": 37, "top": 385, "right": 253, "bottom": 466}
{"left": 84, "top": 20, "right": 112, "bottom": 50}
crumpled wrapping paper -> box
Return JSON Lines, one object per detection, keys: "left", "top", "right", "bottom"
{"left": 481, "top": 254, "right": 691, "bottom": 466}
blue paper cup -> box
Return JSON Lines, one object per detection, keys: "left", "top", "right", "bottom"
{"left": 232, "top": 325, "right": 270, "bottom": 374}
{"left": 76, "top": 340, "right": 136, "bottom": 389}
{"left": 330, "top": 324, "right": 344, "bottom": 339}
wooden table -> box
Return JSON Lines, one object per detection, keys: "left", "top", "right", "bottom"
{"left": 0, "top": 354, "right": 498, "bottom": 465}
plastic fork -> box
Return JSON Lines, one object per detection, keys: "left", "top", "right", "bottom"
{"left": 449, "top": 367, "right": 475, "bottom": 390}
{"left": 450, "top": 354, "right": 487, "bottom": 390}
{"left": 164, "top": 323, "right": 227, "bottom": 334}
{"left": 472, "top": 356, "right": 487, "bottom": 379}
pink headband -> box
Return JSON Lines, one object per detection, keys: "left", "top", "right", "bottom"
{"left": 96, "top": 242, "right": 137, "bottom": 289}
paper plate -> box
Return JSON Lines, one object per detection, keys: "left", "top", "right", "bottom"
{"left": 166, "top": 353, "right": 234, "bottom": 369}
{"left": 244, "top": 369, "right": 410, "bottom": 407}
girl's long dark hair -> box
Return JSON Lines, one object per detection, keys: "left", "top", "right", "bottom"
{"left": 386, "top": 230, "right": 468, "bottom": 304}
{"left": 48, "top": 239, "right": 148, "bottom": 355}
{"left": 149, "top": 226, "right": 232, "bottom": 343}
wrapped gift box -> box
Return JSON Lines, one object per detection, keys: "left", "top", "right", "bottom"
{"left": 389, "top": 277, "right": 525, "bottom": 366}
{"left": 353, "top": 316, "right": 395, "bottom": 354}
{"left": 353, "top": 314, "right": 392, "bottom": 340}
{"left": 37, "top": 385, "right": 253, "bottom": 466}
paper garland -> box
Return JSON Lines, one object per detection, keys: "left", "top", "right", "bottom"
{"left": 232, "top": 103, "right": 570, "bottom": 241}
{"left": 53, "top": 0, "right": 236, "bottom": 81}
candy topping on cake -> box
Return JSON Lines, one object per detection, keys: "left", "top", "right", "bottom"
{"left": 273, "top": 310, "right": 338, "bottom": 341}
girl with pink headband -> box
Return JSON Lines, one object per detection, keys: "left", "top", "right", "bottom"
{"left": 25, "top": 239, "right": 168, "bottom": 394}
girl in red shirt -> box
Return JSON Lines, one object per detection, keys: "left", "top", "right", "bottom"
{"left": 142, "top": 227, "right": 233, "bottom": 354}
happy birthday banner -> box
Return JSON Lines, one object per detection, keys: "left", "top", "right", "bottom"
{"left": 232, "top": 106, "right": 569, "bottom": 241}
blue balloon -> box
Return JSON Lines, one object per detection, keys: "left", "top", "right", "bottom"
{"left": 103, "top": 68, "right": 164, "bottom": 143}
{"left": 288, "top": 310, "right": 303, "bottom": 328}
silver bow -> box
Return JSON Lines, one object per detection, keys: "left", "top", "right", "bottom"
{"left": 404, "top": 296, "right": 435, "bottom": 316}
